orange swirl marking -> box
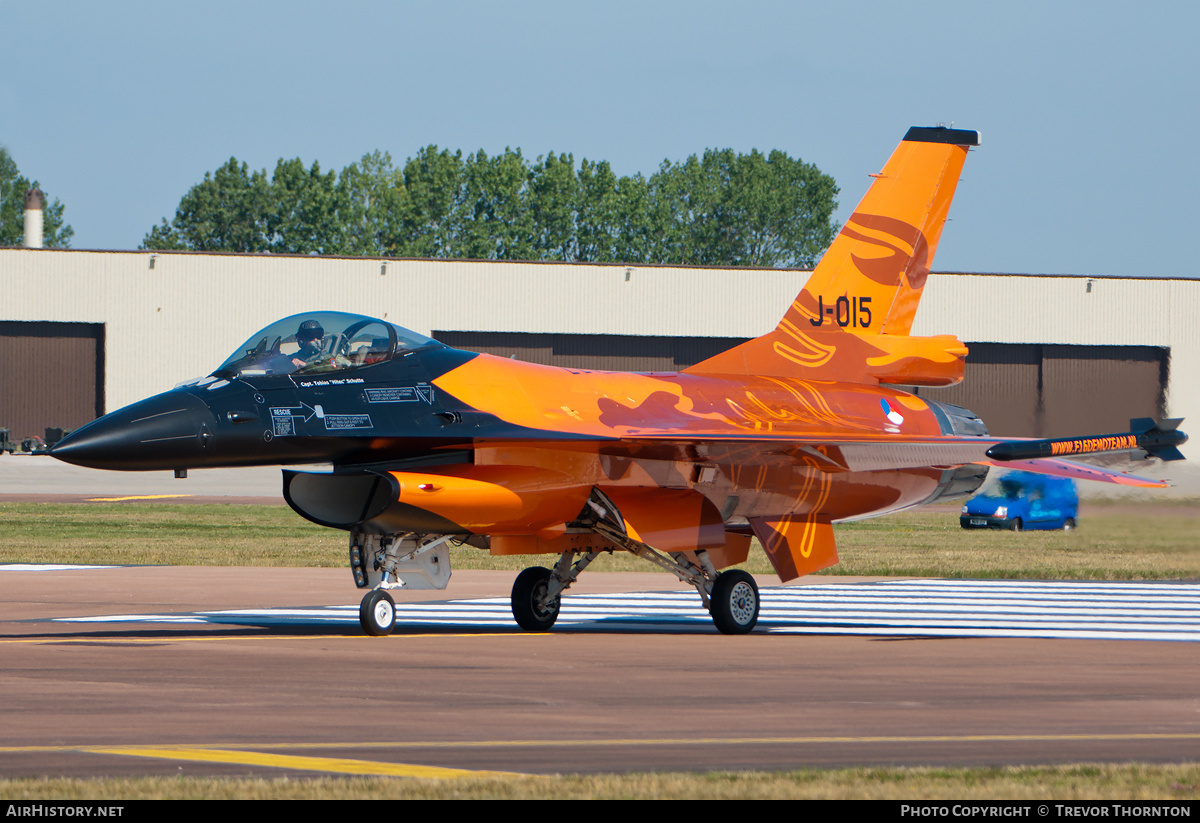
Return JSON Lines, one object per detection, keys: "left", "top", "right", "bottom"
{"left": 772, "top": 319, "right": 837, "bottom": 367}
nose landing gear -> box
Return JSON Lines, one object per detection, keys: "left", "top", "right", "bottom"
{"left": 360, "top": 589, "right": 396, "bottom": 636}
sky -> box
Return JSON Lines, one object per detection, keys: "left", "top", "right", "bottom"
{"left": 1, "top": 0, "right": 1196, "bottom": 278}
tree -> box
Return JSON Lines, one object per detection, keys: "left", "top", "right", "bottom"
{"left": 266, "top": 158, "right": 347, "bottom": 255}
{"left": 391, "top": 146, "right": 463, "bottom": 258}
{"left": 527, "top": 152, "right": 579, "bottom": 261}
{"left": 143, "top": 158, "right": 271, "bottom": 253}
{"left": 0, "top": 146, "right": 73, "bottom": 247}
{"left": 338, "top": 150, "right": 405, "bottom": 257}
{"left": 142, "top": 146, "right": 839, "bottom": 268}
{"left": 644, "top": 149, "right": 838, "bottom": 268}
{"left": 573, "top": 158, "right": 620, "bottom": 262}
{"left": 452, "top": 148, "right": 535, "bottom": 260}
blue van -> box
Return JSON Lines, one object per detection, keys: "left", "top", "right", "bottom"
{"left": 960, "top": 471, "right": 1079, "bottom": 531}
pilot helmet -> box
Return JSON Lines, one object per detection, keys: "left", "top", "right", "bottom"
{"left": 297, "top": 319, "right": 325, "bottom": 341}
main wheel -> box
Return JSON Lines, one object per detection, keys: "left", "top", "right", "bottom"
{"left": 511, "top": 566, "right": 560, "bottom": 631}
{"left": 360, "top": 589, "right": 396, "bottom": 636}
{"left": 1063, "top": 517, "right": 1077, "bottom": 531}
{"left": 1008, "top": 518, "right": 1023, "bottom": 532}
{"left": 710, "top": 569, "right": 759, "bottom": 635}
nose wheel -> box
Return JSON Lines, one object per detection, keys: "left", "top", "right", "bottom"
{"left": 360, "top": 589, "right": 396, "bottom": 636}
{"left": 709, "top": 570, "right": 759, "bottom": 634}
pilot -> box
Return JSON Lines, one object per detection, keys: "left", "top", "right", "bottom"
{"left": 291, "top": 319, "right": 325, "bottom": 369}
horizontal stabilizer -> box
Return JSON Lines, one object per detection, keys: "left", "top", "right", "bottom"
{"left": 977, "top": 458, "right": 1170, "bottom": 488}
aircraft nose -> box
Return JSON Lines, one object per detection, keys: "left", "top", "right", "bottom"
{"left": 51, "top": 391, "right": 219, "bottom": 471}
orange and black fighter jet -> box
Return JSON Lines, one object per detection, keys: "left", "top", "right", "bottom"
{"left": 52, "top": 127, "right": 1186, "bottom": 635}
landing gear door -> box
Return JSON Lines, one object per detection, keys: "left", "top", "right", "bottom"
{"left": 350, "top": 532, "right": 452, "bottom": 591}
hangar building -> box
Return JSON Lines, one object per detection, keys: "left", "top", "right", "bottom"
{"left": 0, "top": 247, "right": 1194, "bottom": 458}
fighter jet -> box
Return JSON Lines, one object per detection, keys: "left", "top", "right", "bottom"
{"left": 52, "top": 126, "right": 1187, "bottom": 636}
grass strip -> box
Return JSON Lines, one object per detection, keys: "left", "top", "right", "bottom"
{"left": 0, "top": 763, "right": 1197, "bottom": 800}
{"left": 1, "top": 501, "right": 1197, "bottom": 579}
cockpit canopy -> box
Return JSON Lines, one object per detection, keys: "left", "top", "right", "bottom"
{"left": 215, "top": 312, "right": 442, "bottom": 378}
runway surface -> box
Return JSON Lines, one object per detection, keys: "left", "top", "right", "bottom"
{"left": 3, "top": 566, "right": 1198, "bottom": 778}
{"left": 37, "top": 575, "right": 1200, "bottom": 642}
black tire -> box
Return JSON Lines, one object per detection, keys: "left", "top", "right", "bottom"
{"left": 1063, "top": 518, "right": 1077, "bottom": 531}
{"left": 1008, "top": 518, "right": 1023, "bottom": 532}
{"left": 511, "top": 566, "right": 560, "bottom": 631}
{"left": 360, "top": 589, "right": 396, "bottom": 636}
{"left": 710, "top": 570, "right": 759, "bottom": 635}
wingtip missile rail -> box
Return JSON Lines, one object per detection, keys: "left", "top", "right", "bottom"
{"left": 985, "top": 418, "right": 1188, "bottom": 463}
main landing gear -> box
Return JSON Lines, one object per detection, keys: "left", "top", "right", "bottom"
{"left": 507, "top": 523, "right": 761, "bottom": 635}
{"left": 509, "top": 550, "right": 600, "bottom": 632}
{"left": 510, "top": 567, "right": 560, "bottom": 631}
{"left": 347, "top": 498, "right": 762, "bottom": 636}
{"left": 709, "top": 569, "right": 759, "bottom": 634}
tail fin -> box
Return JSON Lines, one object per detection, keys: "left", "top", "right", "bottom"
{"left": 684, "top": 126, "right": 979, "bottom": 385}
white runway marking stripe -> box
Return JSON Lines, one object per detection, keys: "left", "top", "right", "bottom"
{"left": 51, "top": 579, "right": 1200, "bottom": 641}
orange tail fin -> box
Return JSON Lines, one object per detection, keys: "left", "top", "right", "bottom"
{"left": 684, "top": 126, "right": 978, "bottom": 386}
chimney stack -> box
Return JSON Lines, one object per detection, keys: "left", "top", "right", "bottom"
{"left": 23, "top": 188, "right": 44, "bottom": 248}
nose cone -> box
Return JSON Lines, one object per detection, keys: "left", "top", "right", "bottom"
{"left": 51, "top": 391, "right": 218, "bottom": 471}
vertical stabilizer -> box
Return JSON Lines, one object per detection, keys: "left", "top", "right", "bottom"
{"left": 791, "top": 126, "right": 979, "bottom": 336}
{"left": 684, "top": 126, "right": 978, "bottom": 385}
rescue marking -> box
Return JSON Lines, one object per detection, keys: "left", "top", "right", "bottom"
{"left": 269, "top": 403, "right": 319, "bottom": 436}
{"left": 322, "top": 413, "right": 373, "bottom": 430}
{"left": 268, "top": 403, "right": 373, "bottom": 433}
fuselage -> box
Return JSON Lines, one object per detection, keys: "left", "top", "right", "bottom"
{"left": 51, "top": 313, "right": 987, "bottom": 535}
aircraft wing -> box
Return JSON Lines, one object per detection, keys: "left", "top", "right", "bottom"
{"left": 827, "top": 440, "right": 1170, "bottom": 487}
{"left": 555, "top": 424, "right": 1184, "bottom": 488}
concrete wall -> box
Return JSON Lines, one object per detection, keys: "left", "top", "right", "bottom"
{"left": 912, "top": 273, "right": 1198, "bottom": 448}
{"left": 1, "top": 247, "right": 1193, "bottom": 454}
{"left": 0, "top": 249, "right": 800, "bottom": 410}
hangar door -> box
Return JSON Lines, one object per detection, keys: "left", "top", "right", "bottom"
{"left": 0, "top": 321, "right": 105, "bottom": 440}
{"left": 916, "top": 343, "right": 1169, "bottom": 438}
{"left": 433, "top": 331, "right": 748, "bottom": 372}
